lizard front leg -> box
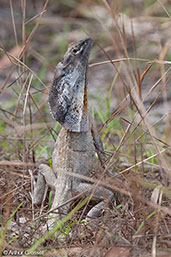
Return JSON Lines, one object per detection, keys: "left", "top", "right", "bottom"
{"left": 89, "top": 113, "right": 106, "bottom": 166}
{"left": 32, "top": 164, "right": 56, "bottom": 205}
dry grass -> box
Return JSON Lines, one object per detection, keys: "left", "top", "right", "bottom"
{"left": 0, "top": 0, "right": 171, "bottom": 256}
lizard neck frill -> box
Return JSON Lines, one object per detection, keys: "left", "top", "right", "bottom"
{"left": 49, "top": 38, "right": 93, "bottom": 132}
{"left": 83, "top": 80, "right": 88, "bottom": 113}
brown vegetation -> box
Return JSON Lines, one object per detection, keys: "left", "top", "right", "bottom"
{"left": 0, "top": 0, "right": 170, "bottom": 256}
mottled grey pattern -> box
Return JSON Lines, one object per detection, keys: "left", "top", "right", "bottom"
{"left": 49, "top": 38, "right": 92, "bottom": 132}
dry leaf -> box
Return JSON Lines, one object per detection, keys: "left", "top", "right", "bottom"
{"left": 105, "top": 247, "right": 130, "bottom": 257}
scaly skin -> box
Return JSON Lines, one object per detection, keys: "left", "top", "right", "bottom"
{"left": 32, "top": 38, "right": 113, "bottom": 230}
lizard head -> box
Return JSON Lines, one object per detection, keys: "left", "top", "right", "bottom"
{"left": 49, "top": 38, "right": 93, "bottom": 132}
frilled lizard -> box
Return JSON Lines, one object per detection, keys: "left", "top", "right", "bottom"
{"left": 32, "top": 38, "right": 113, "bottom": 230}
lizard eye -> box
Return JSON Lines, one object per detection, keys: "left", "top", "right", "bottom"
{"left": 72, "top": 46, "right": 83, "bottom": 55}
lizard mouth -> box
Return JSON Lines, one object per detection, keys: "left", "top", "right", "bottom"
{"left": 79, "top": 38, "right": 93, "bottom": 58}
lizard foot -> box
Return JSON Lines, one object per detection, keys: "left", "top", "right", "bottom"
{"left": 86, "top": 201, "right": 106, "bottom": 220}
{"left": 29, "top": 164, "right": 56, "bottom": 205}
